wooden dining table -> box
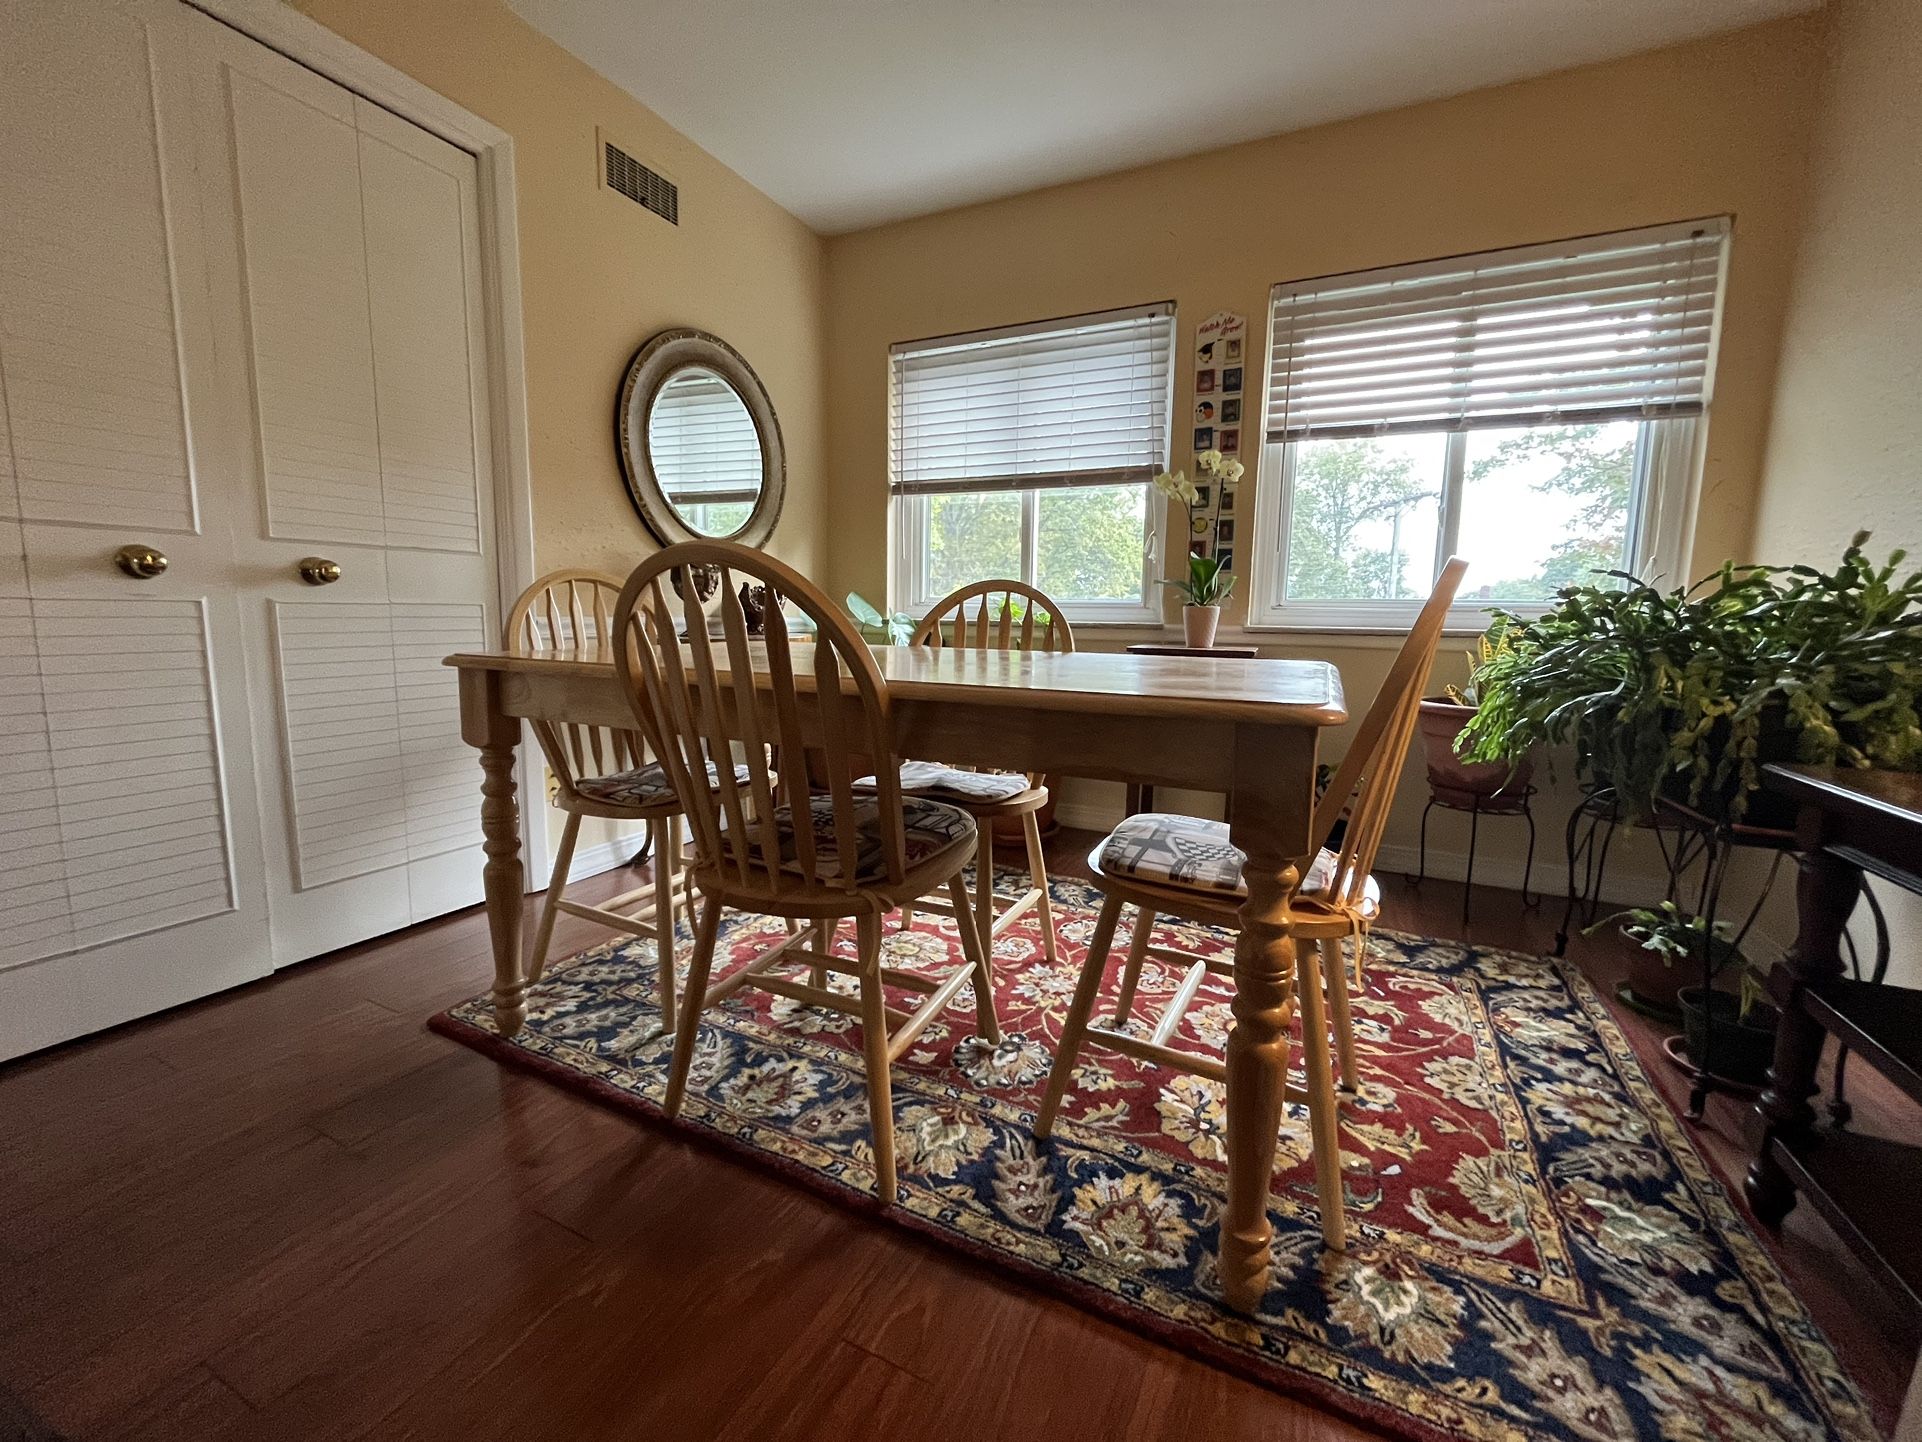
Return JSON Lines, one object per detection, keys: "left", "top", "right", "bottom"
{"left": 445, "top": 641, "right": 1347, "bottom": 1312}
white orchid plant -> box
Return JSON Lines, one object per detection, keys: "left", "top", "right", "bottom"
{"left": 1153, "top": 449, "right": 1243, "bottom": 607}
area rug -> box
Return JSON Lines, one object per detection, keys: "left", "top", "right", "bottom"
{"left": 432, "top": 871, "right": 1875, "bottom": 1442}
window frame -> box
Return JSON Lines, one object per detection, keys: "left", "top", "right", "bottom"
{"left": 1243, "top": 415, "right": 1700, "bottom": 632}
{"left": 886, "top": 302, "right": 1176, "bottom": 626}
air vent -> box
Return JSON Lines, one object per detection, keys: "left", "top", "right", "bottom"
{"left": 603, "top": 140, "right": 678, "bottom": 224}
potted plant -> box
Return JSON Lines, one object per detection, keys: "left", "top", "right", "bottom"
{"left": 1458, "top": 534, "right": 1922, "bottom": 827}
{"left": 1419, "top": 630, "right": 1536, "bottom": 805}
{"left": 1589, "top": 901, "right": 1779, "bottom": 1080}
{"left": 846, "top": 592, "right": 914, "bottom": 645}
{"left": 1155, "top": 450, "right": 1242, "bottom": 647}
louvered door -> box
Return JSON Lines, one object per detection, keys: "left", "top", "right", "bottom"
{"left": 0, "top": 0, "right": 272, "bottom": 1059}
{"left": 188, "top": 15, "right": 497, "bottom": 962}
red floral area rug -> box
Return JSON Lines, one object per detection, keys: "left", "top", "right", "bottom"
{"left": 432, "top": 871, "right": 1874, "bottom": 1442}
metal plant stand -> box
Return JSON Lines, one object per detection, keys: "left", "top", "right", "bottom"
{"left": 1552, "top": 785, "right": 1715, "bottom": 970}
{"left": 1412, "top": 784, "right": 1541, "bottom": 931}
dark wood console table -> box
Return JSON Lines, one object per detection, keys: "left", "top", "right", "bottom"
{"left": 1746, "top": 765, "right": 1922, "bottom": 1326}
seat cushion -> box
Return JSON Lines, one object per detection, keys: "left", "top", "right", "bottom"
{"left": 724, "top": 793, "right": 975, "bottom": 885}
{"left": 574, "top": 760, "right": 752, "bottom": 809}
{"left": 853, "top": 760, "right": 1033, "bottom": 805}
{"left": 1097, "top": 811, "right": 1380, "bottom": 916}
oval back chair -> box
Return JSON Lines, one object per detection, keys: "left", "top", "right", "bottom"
{"left": 503, "top": 570, "right": 696, "bottom": 1021}
{"left": 611, "top": 542, "right": 997, "bottom": 1201}
{"left": 1034, "top": 558, "right": 1469, "bottom": 1254}
{"left": 876, "top": 578, "right": 1076, "bottom": 967}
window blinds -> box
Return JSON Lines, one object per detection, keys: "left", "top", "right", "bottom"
{"left": 889, "top": 302, "right": 1175, "bottom": 497}
{"left": 1266, "top": 218, "right": 1729, "bottom": 443}
{"left": 648, "top": 371, "right": 765, "bottom": 505}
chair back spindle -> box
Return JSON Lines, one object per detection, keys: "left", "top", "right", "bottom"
{"left": 504, "top": 569, "right": 647, "bottom": 795}
{"left": 914, "top": 579, "right": 1075, "bottom": 657}
{"left": 1310, "top": 557, "right": 1468, "bottom": 911}
{"left": 615, "top": 544, "right": 912, "bottom": 899}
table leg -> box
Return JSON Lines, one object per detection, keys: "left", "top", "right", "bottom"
{"left": 1746, "top": 838, "right": 1857, "bottom": 1224}
{"left": 460, "top": 669, "right": 528, "bottom": 1037}
{"left": 1221, "top": 731, "right": 1317, "bottom": 1313}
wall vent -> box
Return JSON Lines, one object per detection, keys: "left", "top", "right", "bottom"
{"left": 602, "top": 139, "right": 678, "bottom": 225}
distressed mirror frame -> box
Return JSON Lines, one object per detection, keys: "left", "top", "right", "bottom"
{"left": 616, "top": 328, "right": 786, "bottom": 548}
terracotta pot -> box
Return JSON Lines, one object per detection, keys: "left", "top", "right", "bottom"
{"left": 1417, "top": 698, "right": 1534, "bottom": 805}
{"left": 1182, "top": 604, "right": 1221, "bottom": 648}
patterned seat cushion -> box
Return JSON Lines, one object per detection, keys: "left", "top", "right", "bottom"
{"left": 574, "top": 760, "right": 752, "bottom": 809}
{"left": 852, "top": 760, "right": 1033, "bottom": 804}
{"left": 1097, "top": 811, "right": 1380, "bottom": 916}
{"left": 724, "top": 793, "right": 975, "bottom": 885}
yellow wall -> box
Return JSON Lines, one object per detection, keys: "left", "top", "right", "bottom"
{"left": 821, "top": 17, "right": 1823, "bottom": 872}
{"left": 1751, "top": 0, "right": 1922, "bottom": 976}
{"left": 293, "top": 0, "right": 829, "bottom": 581}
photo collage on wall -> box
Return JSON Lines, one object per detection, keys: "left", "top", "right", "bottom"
{"left": 1191, "top": 310, "right": 1245, "bottom": 571}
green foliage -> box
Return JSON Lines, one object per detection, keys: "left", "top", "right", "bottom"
{"left": 1459, "top": 534, "right": 1922, "bottom": 820}
{"left": 1286, "top": 439, "right": 1437, "bottom": 600}
{"left": 923, "top": 487, "right": 1146, "bottom": 604}
{"left": 1160, "top": 551, "right": 1237, "bottom": 607}
{"left": 845, "top": 591, "right": 914, "bottom": 645}
{"left": 1590, "top": 901, "right": 1739, "bottom": 972}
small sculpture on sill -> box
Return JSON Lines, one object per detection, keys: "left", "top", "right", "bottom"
{"left": 740, "top": 581, "right": 786, "bottom": 635}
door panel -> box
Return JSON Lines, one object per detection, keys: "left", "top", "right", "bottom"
{"left": 223, "top": 60, "right": 386, "bottom": 548}
{"left": 189, "top": 12, "right": 496, "bottom": 964}
{"left": 357, "top": 106, "right": 484, "bottom": 555}
{"left": 0, "top": 0, "right": 198, "bottom": 533}
{"left": 0, "top": 0, "right": 272, "bottom": 1060}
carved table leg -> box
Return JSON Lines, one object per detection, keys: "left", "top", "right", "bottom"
{"left": 461, "top": 669, "right": 527, "bottom": 1037}
{"left": 1221, "top": 731, "right": 1318, "bottom": 1314}
{"left": 1745, "top": 838, "right": 1857, "bottom": 1225}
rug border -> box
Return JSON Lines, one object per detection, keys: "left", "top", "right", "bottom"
{"left": 430, "top": 1006, "right": 1460, "bottom": 1442}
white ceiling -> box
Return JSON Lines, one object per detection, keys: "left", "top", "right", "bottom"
{"left": 510, "top": 0, "right": 1818, "bottom": 235}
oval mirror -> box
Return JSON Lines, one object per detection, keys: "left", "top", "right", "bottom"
{"left": 617, "top": 330, "right": 785, "bottom": 548}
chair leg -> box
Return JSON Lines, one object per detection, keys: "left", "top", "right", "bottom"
{"left": 654, "top": 815, "right": 679, "bottom": 1034}
{"left": 856, "top": 912, "right": 898, "bottom": 1202}
{"left": 1035, "top": 890, "right": 1125, "bottom": 1139}
{"left": 900, "top": 904, "right": 914, "bottom": 933}
{"left": 1325, "top": 933, "right": 1360, "bottom": 1097}
{"left": 662, "top": 890, "right": 723, "bottom": 1117}
{"left": 1113, "top": 906, "right": 1155, "bottom": 1024}
{"left": 947, "top": 870, "right": 999, "bottom": 1044}
{"left": 527, "top": 809, "right": 582, "bottom": 984}
{"left": 973, "top": 843, "right": 996, "bottom": 963}
{"left": 1297, "top": 939, "right": 1349, "bottom": 1251}
{"left": 1022, "top": 811, "right": 1058, "bottom": 966}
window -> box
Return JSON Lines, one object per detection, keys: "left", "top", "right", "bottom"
{"left": 1247, "top": 219, "right": 1729, "bottom": 628}
{"left": 890, "top": 303, "right": 1175, "bottom": 621}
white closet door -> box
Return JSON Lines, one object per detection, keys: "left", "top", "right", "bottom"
{"left": 188, "top": 15, "right": 497, "bottom": 964}
{"left": 0, "top": 0, "right": 271, "bottom": 1060}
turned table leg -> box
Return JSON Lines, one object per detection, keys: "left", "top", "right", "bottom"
{"left": 460, "top": 668, "right": 528, "bottom": 1037}
{"left": 1221, "top": 731, "right": 1318, "bottom": 1313}
{"left": 1745, "top": 836, "right": 1858, "bottom": 1225}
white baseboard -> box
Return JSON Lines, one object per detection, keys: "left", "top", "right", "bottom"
{"left": 565, "top": 832, "right": 651, "bottom": 883}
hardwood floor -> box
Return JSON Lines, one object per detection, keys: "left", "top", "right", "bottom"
{"left": 0, "top": 830, "right": 1912, "bottom": 1441}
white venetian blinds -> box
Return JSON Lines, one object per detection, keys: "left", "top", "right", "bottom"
{"left": 1266, "top": 218, "right": 1730, "bottom": 442}
{"left": 648, "top": 370, "right": 765, "bottom": 505}
{"left": 889, "top": 302, "right": 1175, "bottom": 496}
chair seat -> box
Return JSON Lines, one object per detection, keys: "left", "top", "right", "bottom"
{"left": 574, "top": 760, "right": 752, "bottom": 809}
{"left": 722, "top": 793, "right": 975, "bottom": 884}
{"left": 853, "top": 760, "right": 1035, "bottom": 806}
{"left": 1096, "top": 811, "right": 1380, "bottom": 917}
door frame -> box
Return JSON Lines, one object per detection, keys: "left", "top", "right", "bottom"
{"left": 181, "top": 0, "right": 552, "bottom": 884}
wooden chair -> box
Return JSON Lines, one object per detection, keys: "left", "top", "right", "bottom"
{"left": 505, "top": 569, "right": 702, "bottom": 1029}
{"left": 865, "top": 580, "right": 1073, "bottom": 970}
{"left": 612, "top": 543, "right": 999, "bottom": 1202}
{"left": 1034, "top": 559, "right": 1468, "bottom": 1251}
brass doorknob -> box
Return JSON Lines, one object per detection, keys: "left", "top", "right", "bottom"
{"left": 297, "top": 557, "right": 342, "bottom": 586}
{"left": 113, "top": 544, "right": 169, "bottom": 580}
